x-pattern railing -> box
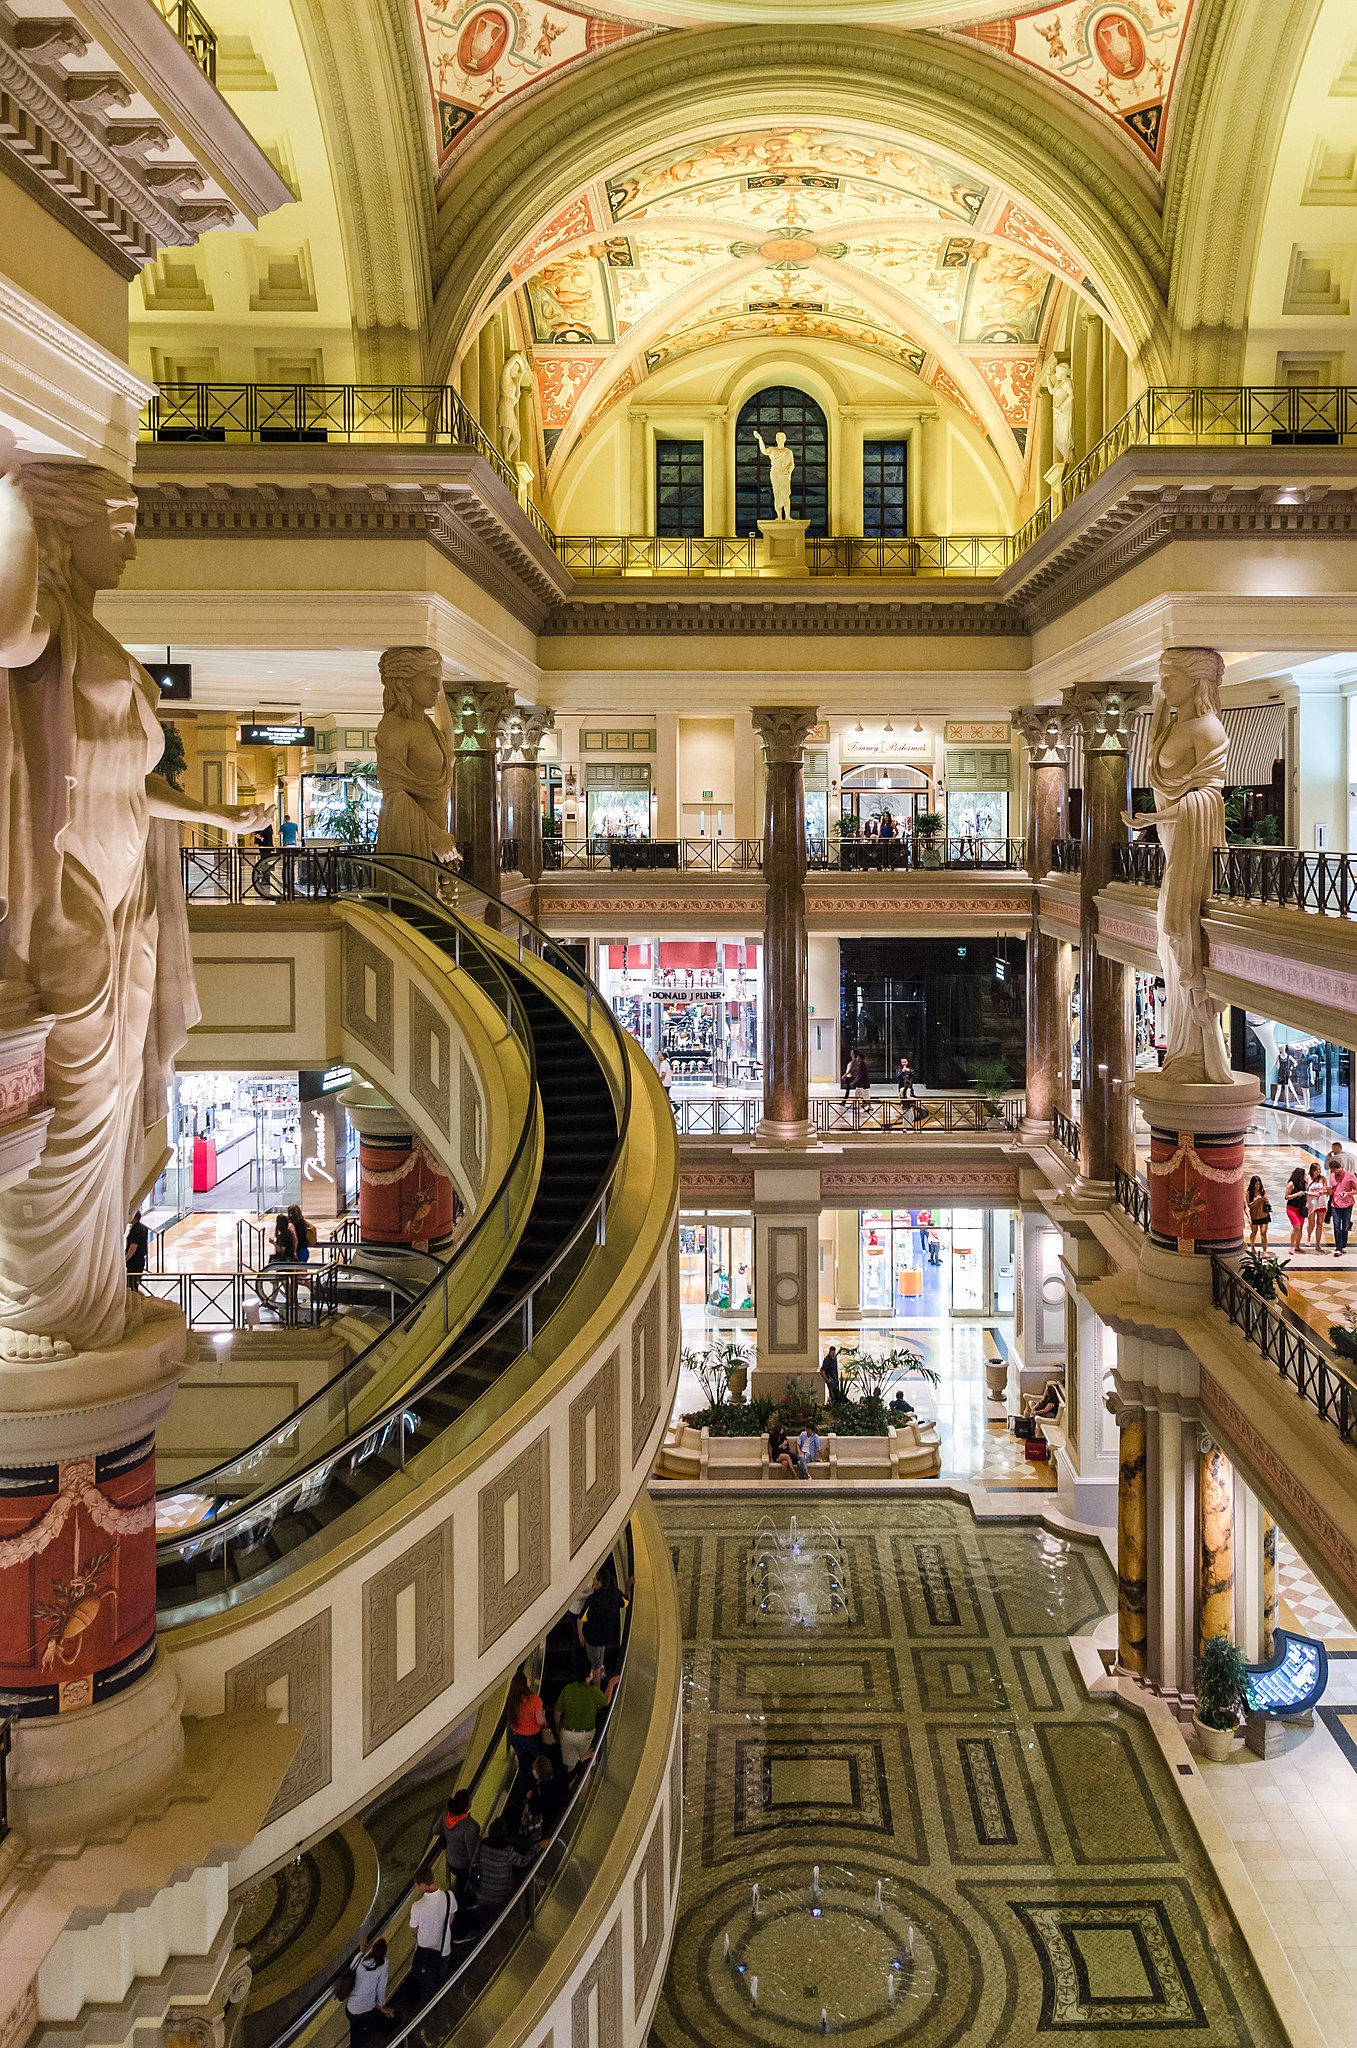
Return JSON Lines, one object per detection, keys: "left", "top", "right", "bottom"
{"left": 140, "top": 383, "right": 1357, "bottom": 578}
{"left": 671, "top": 1093, "right": 1025, "bottom": 1137}
{"left": 1212, "top": 1260, "right": 1357, "bottom": 1449}
{"left": 152, "top": 0, "right": 216, "bottom": 79}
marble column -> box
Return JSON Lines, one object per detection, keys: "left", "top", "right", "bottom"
{"left": 1013, "top": 707, "right": 1073, "bottom": 1133}
{"left": 752, "top": 707, "right": 819, "bottom": 1141}
{"left": 449, "top": 681, "right": 513, "bottom": 899}
{"left": 1262, "top": 1512, "right": 1278, "bottom": 1661}
{"left": 1199, "top": 1438, "right": 1234, "bottom": 1650}
{"left": 499, "top": 705, "right": 554, "bottom": 881}
{"left": 1067, "top": 683, "right": 1149, "bottom": 1190}
{"left": 1116, "top": 1403, "right": 1148, "bottom": 1674}
{"left": 346, "top": 1089, "right": 458, "bottom": 1254}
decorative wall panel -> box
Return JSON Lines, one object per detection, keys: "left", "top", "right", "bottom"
{"left": 409, "top": 987, "right": 451, "bottom": 1136}
{"left": 571, "top": 1921, "right": 621, "bottom": 2048}
{"left": 632, "top": 1814, "right": 666, "bottom": 2016}
{"left": 479, "top": 1434, "right": 550, "bottom": 1653}
{"left": 766, "top": 1226, "right": 809, "bottom": 1355}
{"left": 460, "top": 1051, "right": 484, "bottom": 1195}
{"left": 570, "top": 1352, "right": 620, "bottom": 1559}
{"left": 343, "top": 930, "right": 394, "bottom": 1063}
{"left": 630, "top": 1275, "right": 663, "bottom": 1464}
{"left": 225, "top": 1613, "right": 332, "bottom": 1820}
{"left": 362, "top": 1520, "right": 455, "bottom": 1754}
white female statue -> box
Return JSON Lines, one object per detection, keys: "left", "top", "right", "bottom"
{"left": 1129, "top": 647, "right": 1232, "bottom": 1085}
{"left": 1044, "top": 358, "right": 1075, "bottom": 467}
{"left": 374, "top": 646, "right": 458, "bottom": 876}
{"left": 498, "top": 354, "right": 532, "bottom": 465}
{"left": 0, "top": 457, "right": 268, "bottom": 1359}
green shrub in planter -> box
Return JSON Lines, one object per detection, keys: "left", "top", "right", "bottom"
{"left": 1194, "top": 1633, "right": 1251, "bottom": 1732}
{"left": 1328, "top": 1321, "right": 1357, "bottom": 1364}
{"left": 1240, "top": 1250, "right": 1289, "bottom": 1302}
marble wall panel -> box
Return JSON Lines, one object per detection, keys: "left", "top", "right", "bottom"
{"left": 362, "top": 1519, "right": 455, "bottom": 1754}
{"left": 409, "top": 987, "right": 451, "bottom": 1136}
{"left": 479, "top": 1433, "right": 550, "bottom": 1653}
{"left": 343, "top": 929, "right": 394, "bottom": 1063}
{"left": 570, "top": 1351, "right": 620, "bottom": 1559}
{"left": 225, "top": 1613, "right": 332, "bottom": 1821}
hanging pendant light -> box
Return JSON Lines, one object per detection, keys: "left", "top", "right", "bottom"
{"left": 913, "top": 716, "right": 924, "bottom": 735}
{"left": 883, "top": 718, "right": 894, "bottom": 734}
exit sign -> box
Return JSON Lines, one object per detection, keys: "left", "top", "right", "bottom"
{"left": 702, "top": 789, "right": 713, "bottom": 800}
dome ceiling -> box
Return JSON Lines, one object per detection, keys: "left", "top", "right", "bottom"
{"left": 473, "top": 123, "right": 1110, "bottom": 476}
{"left": 413, "top": 0, "right": 1196, "bottom": 172}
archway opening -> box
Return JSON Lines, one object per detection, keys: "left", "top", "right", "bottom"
{"left": 734, "top": 384, "right": 830, "bottom": 535}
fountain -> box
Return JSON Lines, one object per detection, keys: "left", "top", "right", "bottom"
{"left": 716, "top": 1870, "right": 940, "bottom": 2034}
{"left": 750, "top": 1512, "right": 852, "bottom": 1627}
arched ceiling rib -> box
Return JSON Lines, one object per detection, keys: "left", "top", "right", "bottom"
{"left": 466, "top": 120, "right": 1117, "bottom": 480}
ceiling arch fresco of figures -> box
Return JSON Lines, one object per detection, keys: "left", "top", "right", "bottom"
{"left": 465, "top": 122, "right": 1125, "bottom": 476}
{"left": 412, "top": 0, "right": 1196, "bottom": 169}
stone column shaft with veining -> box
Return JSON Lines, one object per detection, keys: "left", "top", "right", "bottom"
{"left": 752, "top": 708, "right": 818, "bottom": 1139}
{"left": 499, "top": 706, "right": 554, "bottom": 881}
{"left": 1014, "top": 707, "right": 1072, "bottom": 1128}
{"left": 449, "top": 682, "right": 513, "bottom": 899}
{"left": 1068, "top": 683, "right": 1149, "bottom": 1185}
{"left": 1117, "top": 1407, "right": 1148, "bottom": 1674}
{"left": 1199, "top": 1440, "right": 1235, "bottom": 1650}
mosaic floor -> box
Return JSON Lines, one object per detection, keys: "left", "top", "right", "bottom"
{"left": 650, "top": 1497, "right": 1287, "bottom": 2048}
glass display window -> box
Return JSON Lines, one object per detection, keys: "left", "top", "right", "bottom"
{"left": 946, "top": 789, "right": 1008, "bottom": 842}
{"left": 597, "top": 937, "right": 761, "bottom": 1087}
{"left": 586, "top": 788, "right": 651, "bottom": 840}
{"left": 679, "top": 1213, "right": 755, "bottom": 1314}
{"left": 857, "top": 1207, "right": 1006, "bottom": 1318}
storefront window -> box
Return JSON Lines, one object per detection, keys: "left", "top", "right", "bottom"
{"left": 679, "top": 1216, "right": 755, "bottom": 1313}
{"left": 159, "top": 1072, "right": 302, "bottom": 1217}
{"left": 840, "top": 938, "right": 1025, "bottom": 1088}
{"left": 1233, "top": 1012, "right": 1352, "bottom": 1130}
{"left": 946, "top": 790, "right": 1007, "bottom": 842}
{"left": 301, "top": 769, "right": 379, "bottom": 844}
{"left": 858, "top": 1208, "right": 1004, "bottom": 1317}
{"left": 586, "top": 788, "right": 650, "bottom": 840}
{"left": 597, "top": 939, "right": 761, "bottom": 1085}
{"left": 805, "top": 789, "right": 828, "bottom": 851}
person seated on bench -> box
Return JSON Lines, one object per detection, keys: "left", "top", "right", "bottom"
{"left": 1031, "top": 1381, "right": 1062, "bottom": 1421}
{"left": 798, "top": 1423, "right": 822, "bottom": 1470}
{"left": 887, "top": 1390, "right": 916, "bottom": 1424}
{"left": 769, "top": 1417, "right": 808, "bottom": 1478}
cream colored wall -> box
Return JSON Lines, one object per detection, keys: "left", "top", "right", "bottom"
{"left": 2, "top": 167, "right": 130, "bottom": 361}
{"left": 1297, "top": 687, "right": 1345, "bottom": 851}
{"left": 1242, "top": 0, "right": 1357, "bottom": 386}
{"left": 549, "top": 341, "right": 1016, "bottom": 536}
{"left": 807, "top": 935, "right": 839, "bottom": 1083}
{"left": 128, "top": 0, "right": 354, "bottom": 385}
{"left": 678, "top": 718, "right": 735, "bottom": 827}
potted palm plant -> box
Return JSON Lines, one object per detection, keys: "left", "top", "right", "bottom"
{"left": 713, "top": 1337, "right": 753, "bottom": 1405}
{"left": 915, "top": 810, "right": 944, "bottom": 867}
{"left": 1240, "top": 1249, "right": 1289, "bottom": 1302}
{"left": 1193, "top": 1633, "right": 1251, "bottom": 1762}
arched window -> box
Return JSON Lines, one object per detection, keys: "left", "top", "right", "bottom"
{"left": 734, "top": 386, "right": 829, "bottom": 537}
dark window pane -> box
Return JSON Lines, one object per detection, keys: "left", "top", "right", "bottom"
{"left": 733, "top": 386, "right": 831, "bottom": 538}
{"left": 862, "top": 439, "right": 908, "bottom": 537}
{"left": 655, "top": 438, "right": 704, "bottom": 536}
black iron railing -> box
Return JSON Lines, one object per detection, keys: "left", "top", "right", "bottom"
{"left": 153, "top": 0, "right": 217, "bottom": 80}
{"left": 1049, "top": 839, "right": 1082, "bottom": 874}
{"left": 1113, "top": 1165, "right": 1151, "bottom": 1231}
{"left": 671, "top": 1093, "right": 1025, "bottom": 1137}
{"left": 136, "top": 1265, "right": 365, "bottom": 1329}
{"left": 1212, "top": 1260, "right": 1357, "bottom": 1448}
{"left": 1213, "top": 845, "right": 1357, "bottom": 917}
{"left": 1052, "top": 1108, "right": 1081, "bottom": 1158}
{"left": 542, "top": 837, "right": 764, "bottom": 873}
{"left": 0, "top": 1716, "right": 11, "bottom": 1843}
{"left": 1112, "top": 841, "right": 1165, "bottom": 887}
{"left": 810, "top": 836, "right": 1026, "bottom": 872}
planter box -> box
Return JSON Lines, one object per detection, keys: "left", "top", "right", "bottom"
{"left": 657, "top": 1419, "right": 941, "bottom": 1481}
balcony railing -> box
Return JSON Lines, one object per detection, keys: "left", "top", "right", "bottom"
{"left": 138, "top": 383, "right": 1357, "bottom": 581}
{"left": 672, "top": 1093, "right": 1025, "bottom": 1137}
{"left": 1050, "top": 840, "right": 1081, "bottom": 875}
{"left": 542, "top": 837, "right": 764, "bottom": 873}
{"left": 1112, "top": 841, "right": 1165, "bottom": 888}
{"left": 1052, "top": 1107, "right": 1081, "bottom": 1158}
{"left": 1013, "top": 384, "right": 1357, "bottom": 556}
{"left": 1113, "top": 1164, "right": 1151, "bottom": 1231}
{"left": 810, "top": 836, "right": 1025, "bottom": 872}
{"left": 1212, "top": 1259, "right": 1357, "bottom": 1450}
{"left": 1109, "top": 841, "right": 1357, "bottom": 919}
{"left": 153, "top": 0, "right": 217, "bottom": 80}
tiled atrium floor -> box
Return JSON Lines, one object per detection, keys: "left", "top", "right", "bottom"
{"left": 650, "top": 1497, "right": 1289, "bottom": 2047}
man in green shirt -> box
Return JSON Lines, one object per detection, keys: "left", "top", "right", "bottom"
{"left": 554, "top": 1675, "right": 608, "bottom": 1769}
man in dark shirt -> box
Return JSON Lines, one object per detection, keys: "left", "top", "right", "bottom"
{"left": 125, "top": 1210, "right": 149, "bottom": 1291}
{"left": 578, "top": 1568, "right": 629, "bottom": 1676}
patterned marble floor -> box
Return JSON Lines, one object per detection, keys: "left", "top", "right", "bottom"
{"left": 650, "top": 1498, "right": 1288, "bottom": 2048}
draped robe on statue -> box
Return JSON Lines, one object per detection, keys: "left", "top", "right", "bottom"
{"left": 1147, "top": 710, "right": 1232, "bottom": 1086}
{"left": 375, "top": 698, "right": 455, "bottom": 873}
{"left": 0, "top": 594, "right": 198, "bottom": 1350}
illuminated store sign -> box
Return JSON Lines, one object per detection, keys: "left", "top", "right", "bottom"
{"left": 239, "top": 723, "right": 315, "bottom": 747}
{"left": 841, "top": 731, "right": 932, "bottom": 761}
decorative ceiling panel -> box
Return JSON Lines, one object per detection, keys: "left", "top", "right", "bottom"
{"left": 954, "top": 0, "right": 1197, "bottom": 168}
{"left": 414, "top": 0, "right": 650, "bottom": 161}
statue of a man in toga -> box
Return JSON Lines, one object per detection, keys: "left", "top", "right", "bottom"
{"left": 753, "top": 430, "right": 795, "bottom": 521}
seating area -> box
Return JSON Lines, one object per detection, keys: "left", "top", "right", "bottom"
{"left": 657, "top": 1417, "right": 942, "bottom": 1481}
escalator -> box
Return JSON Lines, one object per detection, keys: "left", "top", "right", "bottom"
{"left": 156, "top": 867, "right": 624, "bottom": 1617}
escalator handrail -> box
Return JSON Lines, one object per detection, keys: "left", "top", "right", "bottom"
{"left": 155, "top": 874, "right": 539, "bottom": 1513}
{"left": 269, "top": 1528, "right": 637, "bottom": 2048}
{"left": 157, "top": 857, "right": 634, "bottom": 1568}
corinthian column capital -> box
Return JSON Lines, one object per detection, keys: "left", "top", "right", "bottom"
{"left": 1065, "top": 681, "right": 1152, "bottom": 754}
{"left": 448, "top": 681, "right": 514, "bottom": 752}
{"left": 751, "top": 707, "right": 821, "bottom": 767}
{"left": 1012, "top": 704, "right": 1076, "bottom": 768}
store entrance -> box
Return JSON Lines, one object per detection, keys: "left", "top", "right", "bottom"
{"left": 858, "top": 1207, "right": 1013, "bottom": 1319}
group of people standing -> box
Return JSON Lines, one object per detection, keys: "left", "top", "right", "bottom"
{"left": 1247, "top": 1143, "right": 1357, "bottom": 1255}
{"left": 343, "top": 1565, "right": 630, "bottom": 2044}
{"left": 270, "top": 1202, "right": 317, "bottom": 1264}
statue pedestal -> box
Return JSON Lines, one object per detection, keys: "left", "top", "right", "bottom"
{"left": 756, "top": 518, "right": 810, "bottom": 577}
{"left": 1134, "top": 1070, "right": 1260, "bottom": 1312}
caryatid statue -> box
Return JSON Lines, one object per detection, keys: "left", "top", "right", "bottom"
{"left": 498, "top": 353, "right": 532, "bottom": 465}
{"left": 1128, "top": 647, "right": 1233, "bottom": 1086}
{"left": 753, "top": 429, "right": 795, "bottom": 520}
{"left": 0, "top": 456, "right": 268, "bottom": 1360}
{"left": 374, "top": 646, "right": 459, "bottom": 877}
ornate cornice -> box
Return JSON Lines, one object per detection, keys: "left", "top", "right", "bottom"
{"left": 0, "top": 4, "right": 290, "bottom": 274}
{"left": 545, "top": 597, "right": 1022, "bottom": 637}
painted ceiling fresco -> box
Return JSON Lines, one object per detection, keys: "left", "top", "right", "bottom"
{"left": 484, "top": 125, "right": 1105, "bottom": 472}
{"left": 952, "top": 0, "right": 1197, "bottom": 168}
{"left": 412, "top": 0, "right": 649, "bottom": 160}
{"left": 415, "top": 3, "right": 1198, "bottom": 170}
